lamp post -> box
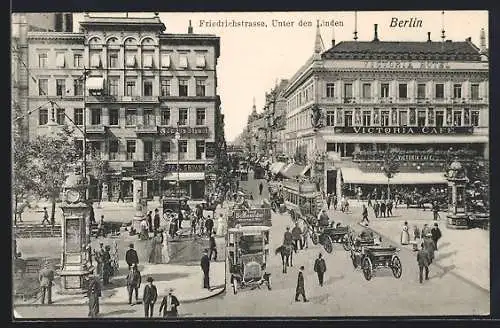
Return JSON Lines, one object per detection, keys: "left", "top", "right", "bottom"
{"left": 175, "top": 121, "right": 181, "bottom": 198}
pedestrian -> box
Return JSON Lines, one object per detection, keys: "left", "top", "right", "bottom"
{"left": 97, "top": 215, "right": 105, "bottom": 237}
{"left": 117, "top": 187, "right": 124, "bottom": 203}
{"left": 159, "top": 288, "right": 180, "bottom": 317}
{"left": 209, "top": 233, "right": 217, "bottom": 261}
{"left": 373, "top": 201, "right": 379, "bottom": 218}
{"left": 313, "top": 253, "right": 327, "bottom": 287}
{"left": 401, "top": 221, "right": 410, "bottom": 245}
{"left": 41, "top": 207, "right": 50, "bottom": 225}
{"left": 417, "top": 243, "right": 430, "bottom": 284}
{"left": 413, "top": 225, "right": 421, "bottom": 245}
{"left": 367, "top": 194, "right": 372, "bottom": 208}
{"left": 432, "top": 201, "right": 440, "bottom": 220}
{"left": 190, "top": 213, "right": 198, "bottom": 236}
{"left": 216, "top": 213, "right": 226, "bottom": 236}
{"left": 143, "top": 277, "right": 158, "bottom": 318}
{"left": 431, "top": 223, "right": 442, "bottom": 251}
{"left": 140, "top": 216, "right": 149, "bottom": 240}
{"left": 102, "top": 245, "right": 112, "bottom": 285}
{"left": 423, "top": 233, "right": 436, "bottom": 263}
{"left": 95, "top": 243, "right": 105, "bottom": 279}
{"left": 291, "top": 223, "right": 303, "bottom": 252}
{"left": 86, "top": 274, "right": 102, "bottom": 318}
{"left": 361, "top": 204, "right": 369, "bottom": 225}
{"left": 153, "top": 208, "right": 161, "bottom": 232}
{"left": 326, "top": 193, "right": 331, "bottom": 210}
{"left": 125, "top": 243, "right": 139, "bottom": 270}
{"left": 333, "top": 194, "right": 338, "bottom": 210}
{"left": 126, "top": 264, "right": 141, "bottom": 305}
{"left": 295, "top": 266, "right": 308, "bottom": 302}
{"left": 205, "top": 215, "right": 214, "bottom": 237}
{"left": 38, "top": 260, "right": 55, "bottom": 304}
{"left": 259, "top": 182, "right": 264, "bottom": 196}
{"left": 147, "top": 211, "right": 153, "bottom": 233}
{"left": 201, "top": 249, "right": 211, "bottom": 289}
{"left": 380, "top": 201, "right": 386, "bottom": 218}
{"left": 387, "top": 199, "right": 393, "bottom": 216}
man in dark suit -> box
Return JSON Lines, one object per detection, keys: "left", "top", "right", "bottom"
{"left": 147, "top": 211, "right": 153, "bottom": 233}
{"left": 431, "top": 223, "right": 442, "bottom": 250}
{"left": 38, "top": 260, "right": 55, "bottom": 304}
{"left": 417, "top": 243, "right": 431, "bottom": 283}
{"left": 209, "top": 234, "right": 217, "bottom": 261}
{"left": 295, "top": 266, "right": 308, "bottom": 302}
{"left": 205, "top": 216, "right": 214, "bottom": 237}
{"left": 423, "top": 234, "right": 436, "bottom": 263}
{"left": 313, "top": 253, "right": 327, "bottom": 287}
{"left": 143, "top": 277, "right": 158, "bottom": 317}
{"left": 125, "top": 243, "right": 139, "bottom": 270}
{"left": 201, "top": 249, "right": 211, "bottom": 289}
{"left": 153, "top": 208, "right": 161, "bottom": 231}
{"left": 126, "top": 264, "right": 141, "bottom": 305}
{"left": 159, "top": 288, "right": 180, "bottom": 317}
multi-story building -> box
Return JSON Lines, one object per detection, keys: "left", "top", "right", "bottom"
{"left": 25, "top": 13, "right": 221, "bottom": 200}
{"left": 263, "top": 79, "right": 288, "bottom": 160}
{"left": 283, "top": 25, "right": 489, "bottom": 197}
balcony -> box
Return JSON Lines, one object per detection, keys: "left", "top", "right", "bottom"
{"left": 86, "top": 124, "right": 107, "bottom": 134}
{"left": 158, "top": 126, "right": 209, "bottom": 137}
{"left": 116, "top": 96, "right": 159, "bottom": 103}
{"left": 85, "top": 95, "right": 117, "bottom": 103}
{"left": 135, "top": 125, "right": 158, "bottom": 135}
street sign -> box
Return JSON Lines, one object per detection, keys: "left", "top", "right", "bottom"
{"left": 228, "top": 208, "right": 272, "bottom": 228}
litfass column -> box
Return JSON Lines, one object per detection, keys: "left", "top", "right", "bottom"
{"left": 59, "top": 166, "right": 93, "bottom": 294}
{"left": 445, "top": 159, "right": 469, "bottom": 229}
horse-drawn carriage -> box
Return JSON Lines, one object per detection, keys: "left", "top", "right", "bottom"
{"left": 228, "top": 225, "right": 271, "bottom": 294}
{"left": 311, "top": 225, "right": 353, "bottom": 253}
{"left": 282, "top": 179, "right": 322, "bottom": 223}
{"left": 351, "top": 243, "right": 402, "bottom": 281}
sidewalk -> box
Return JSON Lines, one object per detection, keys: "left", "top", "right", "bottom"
{"left": 15, "top": 260, "right": 225, "bottom": 306}
{"left": 359, "top": 217, "right": 489, "bottom": 292}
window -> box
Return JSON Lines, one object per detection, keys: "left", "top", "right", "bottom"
{"left": 56, "top": 53, "right": 65, "bottom": 68}
{"left": 56, "top": 108, "right": 65, "bottom": 125}
{"left": 398, "top": 84, "right": 407, "bottom": 98}
{"left": 90, "top": 53, "right": 101, "bottom": 68}
{"left": 391, "top": 108, "right": 398, "bottom": 125}
{"left": 90, "top": 141, "right": 102, "bottom": 157}
{"left": 179, "top": 79, "right": 188, "bottom": 96}
{"left": 91, "top": 108, "right": 101, "bottom": 125}
{"left": 196, "top": 55, "right": 206, "bottom": 68}
{"left": 446, "top": 108, "right": 453, "bottom": 125}
{"left": 126, "top": 80, "right": 136, "bottom": 96}
{"left": 178, "top": 109, "right": 188, "bottom": 125}
{"left": 417, "top": 110, "right": 426, "bottom": 127}
{"left": 73, "top": 54, "right": 82, "bottom": 68}
{"left": 196, "top": 108, "right": 206, "bottom": 125}
{"left": 380, "top": 83, "right": 389, "bottom": 98}
{"left": 344, "top": 83, "right": 353, "bottom": 99}
{"left": 408, "top": 108, "right": 416, "bottom": 126}
{"left": 126, "top": 54, "right": 136, "bottom": 68}
{"left": 109, "top": 140, "right": 119, "bottom": 160}
{"left": 143, "top": 54, "right": 153, "bottom": 68}
{"left": 428, "top": 108, "right": 435, "bottom": 126}
{"left": 108, "top": 78, "right": 119, "bottom": 96}
{"left": 453, "top": 84, "right": 462, "bottom": 99}
{"left": 109, "top": 109, "right": 119, "bottom": 126}
{"left": 38, "top": 79, "right": 48, "bottom": 96}
{"left": 196, "top": 140, "right": 205, "bottom": 159}
{"left": 399, "top": 111, "right": 407, "bottom": 126}
{"left": 39, "top": 109, "right": 48, "bottom": 125}
{"left": 453, "top": 111, "right": 462, "bottom": 126}
{"left": 435, "top": 83, "right": 444, "bottom": 99}
{"left": 126, "top": 140, "right": 136, "bottom": 160}
{"left": 126, "top": 109, "right": 136, "bottom": 126}
{"left": 143, "top": 80, "right": 153, "bottom": 97}
{"left": 362, "top": 110, "right": 371, "bottom": 126}
{"left": 326, "top": 83, "right": 335, "bottom": 98}
{"left": 179, "top": 140, "right": 188, "bottom": 153}
{"left": 471, "top": 84, "right": 480, "bottom": 100}
{"left": 196, "top": 79, "right": 206, "bottom": 97}
{"left": 160, "top": 108, "right": 170, "bottom": 125}
{"left": 161, "top": 54, "right": 171, "bottom": 68}
{"left": 463, "top": 109, "right": 470, "bottom": 126}
{"left": 108, "top": 52, "right": 118, "bottom": 68}
{"left": 381, "top": 110, "right": 390, "bottom": 126}
{"left": 74, "top": 108, "right": 83, "bottom": 125}
{"left": 56, "top": 79, "right": 66, "bottom": 96}
{"left": 161, "top": 79, "right": 171, "bottom": 96}
{"left": 417, "top": 84, "right": 426, "bottom": 99}
{"left": 336, "top": 108, "right": 343, "bottom": 125}
{"left": 435, "top": 110, "right": 444, "bottom": 127}
{"left": 179, "top": 54, "right": 188, "bottom": 69}
{"left": 362, "top": 83, "right": 371, "bottom": 99}
{"left": 471, "top": 110, "right": 480, "bottom": 126}
{"left": 161, "top": 141, "right": 170, "bottom": 156}
{"left": 74, "top": 79, "right": 83, "bottom": 96}
{"left": 38, "top": 53, "right": 47, "bottom": 68}
{"left": 143, "top": 109, "right": 154, "bottom": 126}
{"left": 326, "top": 110, "right": 335, "bottom": 126}
{"left": 344, "top": 110, "right": 353, "bottom": 127}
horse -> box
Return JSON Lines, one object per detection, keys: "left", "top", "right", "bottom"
{"left": 275, "top": 243, "right": 296, "bottom": 274}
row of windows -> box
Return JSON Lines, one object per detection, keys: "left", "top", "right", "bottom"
{"left": 287, "top": 82, "right": 315, "bottom": 112}
{"left": 81, "top": 139, "right": 207, "bottom": 160}
{"left": 38, "top": 108, "right": 207, "bottom": 126}
{"left": 324, "top": 82, "right": 481, "bottom": 101}
{"left": 37, "top": 77, "right": 207, "bottom": 97}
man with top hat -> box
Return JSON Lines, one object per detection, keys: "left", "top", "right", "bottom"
{"left": 295, "top": 266, "right": 308, "bottom": 302}
{"left": 159, "top": 288, "right": 180, "bottom": 317}
{"left": 38, "top": 259, "right": 55, "bottom": 304}
{"left": 313, "top": 253, "right": 327, "bottom": 287}
{"left": 143, "top": 276, "right": 158, "bottom": 317}
{"left": 417, "top": 242, "right": 431, "bottom": 284}
{"left": 201, "top": 249, "right": 211, "bottom": 289}
{"left": 125, "top": 243, "right": 139, "bottom": 270}
{"left": 283, "top": 226, "right": 293, "bottom": 247}
{"left": 126, "top": 263, "right": 141, "bottom": 305}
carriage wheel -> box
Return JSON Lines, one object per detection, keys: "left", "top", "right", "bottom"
{"left": 391, "top": 256, "right": 402, "bottom": 279}
{"left": 323, "top": 236, "right": 334, "bottom": 254}
{"left": 311, "top": 232, "right": 319, "bottom": 245}
{"left": 342, "top": 235, "right": 351, "bottom": 251}
{"left": 362, "top": 256, "right": 373, "bottom": 281}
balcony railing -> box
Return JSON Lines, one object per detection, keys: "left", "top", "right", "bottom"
{"left": 135, "top": 125, "right": 157, "bottom": 134}
{"left": 86, "top": 124, "right": 107, "bottom": 133}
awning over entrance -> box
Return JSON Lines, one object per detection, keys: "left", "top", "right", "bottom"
{"left": 86, "top": 77, "right": 105, "bottom": 91}
{"left": 341, "top": 167, "right": 447, "bottom": 185}
{"left": 270, "top": 162, "right": 287, "bottom": 174}
{"left": 281, "top": 163, "right": 305, "bottom": 179}
{"left": 163, "top": 172, "right": 205, "bottom": 181}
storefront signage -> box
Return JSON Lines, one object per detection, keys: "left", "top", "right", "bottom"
{"left": 158, "top": 126, "right": 209, "bottom": 136}
{"left": 164, "top": 164, "right": 205, "bottom": 172}
{"left": 334, "top": 126, "right": 474, "bottom": 135}
{"left": 364, "top": 61, "right": 451, "bottom": 70}
{"left": 323, "top": 60, "right": 488, "bottom": 71}
{"left": 353, "top": 150, "right": 478, "bottom": 162}
{"left": 229, "top": 208, "right": 272, "bottom": 228}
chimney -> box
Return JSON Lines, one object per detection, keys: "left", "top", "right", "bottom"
{"left": 427, "top": 32, "right": 431, "bottom": 42}
{"left": 480, "top": 28, "right": 486, "bottom": 53}
{"left": 373, "top": 24, "right": 379, "bottom": 41}
{"left": 188, "top": 20, "right": 193, "bottom": 34}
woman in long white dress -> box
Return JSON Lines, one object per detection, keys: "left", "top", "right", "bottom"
{"left": 216, "top": 213, "right": 226, "bottom": 236}
{"left": 400, "top": 221, "right": 410, "bottom": 245}
{"left": 162, "top": 229, "right": 170, "bottom": 263}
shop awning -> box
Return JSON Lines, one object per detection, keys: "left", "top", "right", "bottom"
{"left": 163, "top": 172, "right": 205, "bottom": 181}
{"left": 341, "top": 167, "right": 447, "bottom": 185}
{"left": 281, "top": 163, "right": 305, "bottom": 179}
{"left": 86, "top": 77, "right": 105, "bottom": 91}
{"left": 270, "top": 162, "right": 287, "bottom": 174}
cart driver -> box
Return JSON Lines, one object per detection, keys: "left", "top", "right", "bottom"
{"left": 317, "top": 209, "right": 330, "bottom": 232}
{"left": 354, "top": 223, "right": 374, "bottom": 249}
{"left": 283, "top": 227, "right": 293, "bottom": 246}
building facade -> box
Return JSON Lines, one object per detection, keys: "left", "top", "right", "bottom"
{"left": 283, "top": 25, "right": 489, "bottom": 197}
{"left": 25, "top": 14, "right": 221, "bottom": 200}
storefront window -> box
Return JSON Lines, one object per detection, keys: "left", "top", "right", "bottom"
{"left": 453, "top": 111, "right": 462, "bottom": 126}
{"left": 417, "top": 110, "right": 426, "bottom": 127}
{"left": 336, "top": 108, "right": 344, "bottom": 125}
{"left": 399, "top": 110, "right": 407, "bottom": 126}
{"left": 463, "top": 109, "right": 470, "bottom": 126}
{"left": 362, "top": 111, "right": 371, "bottom": 126}
{"left": 381, "top": 111, "right": 390, "bottom": 127}
{"left": 344, "top": 110, "right": 353, "bottom": 127}
{"left": 446, "top": 108, "right": 453, "bottom": 126}
{"left": 436, "top": 110, "right": 444, "bottom": 127}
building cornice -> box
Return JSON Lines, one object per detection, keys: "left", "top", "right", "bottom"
{"left": 28, "top": 32, "right": 85, "bottom": 42}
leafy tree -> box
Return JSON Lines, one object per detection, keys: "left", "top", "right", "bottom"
{"left": 381, "top": 148, "right": 400, "bottom": 200}
{"left": 146, "top": 151, "right": 166, "bottom": 202}
{"left": 12, "top": 139, "right": 37, "bottom": 224}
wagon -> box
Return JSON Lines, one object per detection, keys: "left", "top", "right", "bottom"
{"left": 351, "top": 245, "right": 402, "bottom": 281}
{"left": 311, "top": 225, "right": 353, "bottom": 253}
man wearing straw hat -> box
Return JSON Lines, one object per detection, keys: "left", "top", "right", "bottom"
{"left": 159, "top": 288, "right": 180, "bottom": 317}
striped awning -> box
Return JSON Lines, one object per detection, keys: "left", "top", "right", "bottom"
{"left": 341, "top": 167, "right": 447, "bottom": 184}
{"left": 86, "top": 77, "right": 105, "bottom": 91}
{"left": 281, "top": 163, "right": 305, "bottom": 179}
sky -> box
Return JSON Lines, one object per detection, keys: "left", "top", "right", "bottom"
{"left": 73, "top": 11, "right": 488, "bottom": 142}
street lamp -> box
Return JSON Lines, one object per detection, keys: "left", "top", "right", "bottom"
{"left": 174, "top": 121, "right": 181, "bottom": 197}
